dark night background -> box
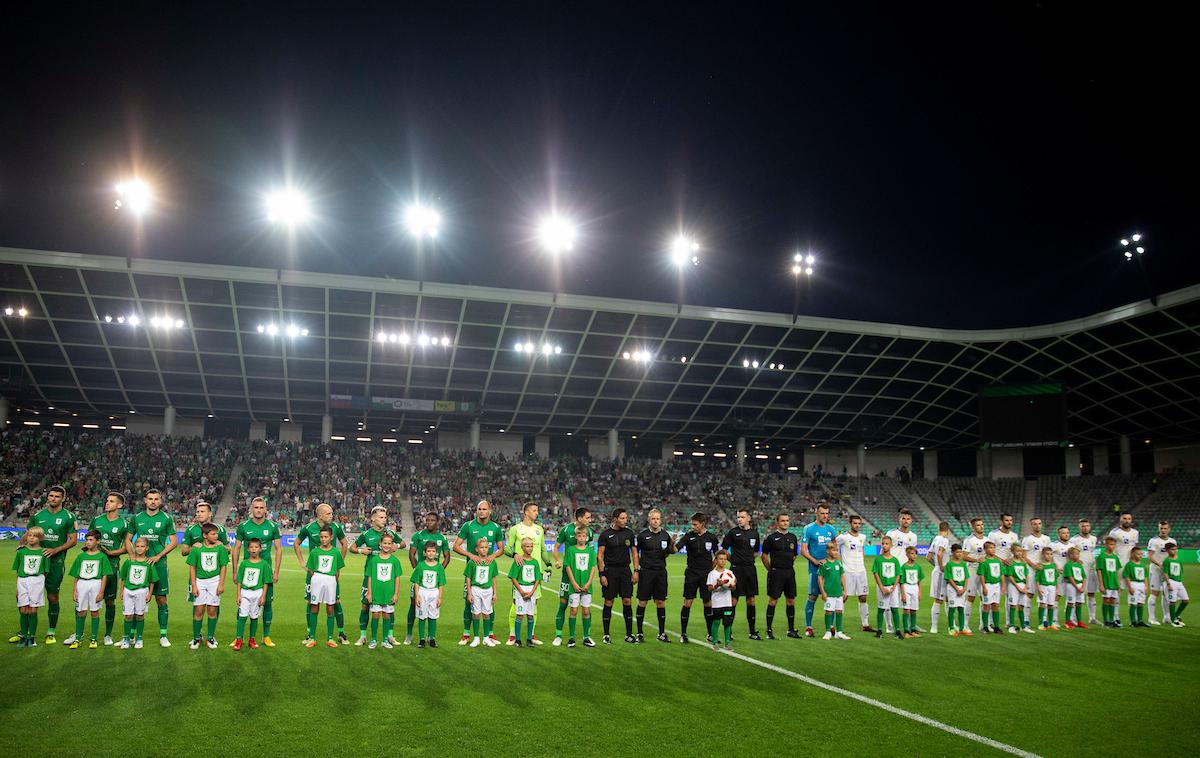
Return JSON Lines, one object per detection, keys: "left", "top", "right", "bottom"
{"left": 1, "top": 2, "right": 1194, "bottom": 329}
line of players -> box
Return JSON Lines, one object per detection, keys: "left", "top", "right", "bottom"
{"left": 9, "top": 487, "right": 1192, "bottom": 650}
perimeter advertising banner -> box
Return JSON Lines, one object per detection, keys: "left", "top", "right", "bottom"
{"left": 330, "top": 395, "right": 477, "bottom": 413}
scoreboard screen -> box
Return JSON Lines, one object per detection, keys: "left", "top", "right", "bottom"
{"left": 978, "top": 383, "right": 1067, "bottom": 444}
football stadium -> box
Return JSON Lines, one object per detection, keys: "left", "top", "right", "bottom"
{"left": 3, "top": 5, "right": 1198, "bottom": 757}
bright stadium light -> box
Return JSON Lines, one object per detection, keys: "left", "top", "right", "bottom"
{"left": 114, "top": 180, "right": 152, "bottom": 216}
{"left": 670, "top": 235, "right": 700, "bottom": 267}
{"left": 538, "top": 214, "right": 576, "bottom": 254}
{"left": 403, "top": 203, "right": 442, "bottom": 239}
{"left": 265, "top": 189, "right": 311, "bottom": 226}
{"left": 1121, "top": 232, "right": 1156, "bottom": 305}
{"left": 791, "top": 250, "right": 817, "bottom": 323}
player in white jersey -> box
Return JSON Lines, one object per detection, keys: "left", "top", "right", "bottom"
{"left": 1108, "top": 512, "right": 1138, "bottom": 624}
{"left": 835, "top": 516, "right": 874, "bottom": 631}
{"left": 1020, "top": 517, "right": 1051, "bottom": 604}
{"left": 961, "top": 518, "right": 988, "bottom": 633}
{"left": 1069, "top": 519, "right": 1099, "bottom": 623}
{"left": 927, "top": 522, "right": 953, "bottom": 633}
{"left": 884, "top": 510, "right": 920, "bottom": 633}
{"left": 1049, "top": 525, "right": 1073, "bottom": 625}
{"left": 986, "top": 513, "right": 1019, "bottom": 565}
{"left": 1146, "top": 521, "right": 1172, "bottom": 625}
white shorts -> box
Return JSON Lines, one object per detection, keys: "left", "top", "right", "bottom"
{"left": 1127, "top": 586, "right": 1146, "bottom": 605}
{"left": 1006, "top": 584, "right": 1028, "bottom": 607}
{"left": 239, "top": 588, "right": 264, "bottom": 619}
{"left": 513, "top": 588, "right": 537, "bottom": 616}
{"left": 981, "top": 583, "right": 1001, "bottom": 605}
{"left": 415, "top": 587, "right": 441, "bottom": 619}
{"left": 947, "top": 587, "right": 968, "bottom": 608}
{"left": 309, "top": 573, "right": 337, "bottom": 606}
{"left": 876, "top": 587, "right": 899, "bottom": 610}
{"left": 370, "top": 603, "right": 395, "bottom": 615}
{"left": 123, "top": 587, "right": 150, "bottom": 616}
{"left": 75, "top": 579, "right": 103, "bottom": 612}
{"left": 1038, "top": 586, "right": 1057, "bottom": 605}
{"left": 1103, "top": 588, "right": 1120, "bottom": 600}
{"left": 1149, "top": 567, "right": 1164, "bottom": 592}
{"left": 844, "top": 571, "right": 869, "bottom": 597}
{"left": 824, "top": 596, "right": 844, "bottom": 612}
{"left": 568, "top": 592, "right": 592, "bottom": 608}
{"left": 901, "top": 586, "right": 921, "bottom": 611}
{"left": 193, "top": 576, "right": 221, "bottom": 607}
{"left": 930, "top": 571, "right": 947, "bottom": 601}
{"left": 1064, "top": 584, "right": 1085, "bottom": 603}
{"left": 16, "top": 575, "right": 46, "bottom": 608}
{"left": 1167, "top": 580, "right": 1189, "bottom": 603}
{"left": 470, "top": 585, "right": 494, "bottom": 615}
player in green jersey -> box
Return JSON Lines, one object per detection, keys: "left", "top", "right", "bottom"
{"left": 18, "top": 485, "right": 76, "bottom": 644}
{"left": 233, "top": 538, "right": 267, "bottom": 650}
{"left": 118, "top": 536, "right": 158, "bottom": 649}
{"left": 944, "top": 545, "right": 971, "bottom": 637}
{"left": 452, "top": 500, "right": 505, "bottom": 644}
{"left": 186, "top": 524, "right": 230, "bottom": 649}
{"left": 405, "top": 511, "right": 450, "bottom": 645}
{"left": 466, "top": 538, "right": 500, "bottom": 647}
{"left": 410, "top": 541, "right": 448, "bottom": 648}
{"left": 504, "top": 502, "right": 553, "bottom": 646}
{"left": 13, "top": 527, "right": 48, "bottom": 647}
{"left": 88, "top": 492, "right": 130, "bottom": 645}
{"left": 294, "top": 503, "right": 349, "bottom": 645}
{"left": 1035, "top": 547, "right": 1060, "bottom": 630}
{"left": 871, "top": 536, "right": 904, "bottom": 640}
{"left": 232, "top": 497, "right": 283, "bottom": 646}
{"left": 563, "top": 526, "right": 598, "bottom": 647}
{"left": 1096, "top": 536, "right": 1123, "bottom": 627}
{"left": 978, "top": 542, "right": 1005, "bottom": 634}
{"left": 552, "top": 506, "right": 595, "bottom": 641}
{"left": 899, "top": 546, "right": 926, "bottom": 638}
{"left": 124, "top": 489, "right": 178, "bottom": 647}
{"left": 1063, "top": 546, "right": 1088, "bottom": 629}
{"left": 181, "top": 501, "right": 229, "bottom": 556}
{"left": 305, "top": 526, "right": 346, "bottom": 648}
{"left": 507, "top": 537, "right": 542, "bottom": 647}
{"left": 366, "top": 534, "right": 402, "bottom": 649}
{"left": 351, "top": 506, "right": 403, "bottom": 645}
{"left": 818, "top": 540, "right": 849, "bottom": 640}
{"left": 68, "top": 530, "right": 113, "bottom": 649}
{"left": 1161, "top": 542, "right": 1189, "bottom": 626}
{"left": 1121, "top": 546, "right": 1150, "bottom": 627}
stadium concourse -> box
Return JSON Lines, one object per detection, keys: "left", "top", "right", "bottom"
{"left": 2, "top": 250, "right": 1200, "bottom": 756}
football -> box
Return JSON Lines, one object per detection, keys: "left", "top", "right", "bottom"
{"left": 719, "top": 569, "right": 736, "bottom": 588}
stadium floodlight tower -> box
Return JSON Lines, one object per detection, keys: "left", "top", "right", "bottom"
{"left": 404, "top": 202, "right": 441, "bottom": 291}
{"left": 1120, "top": 233, "right": 1156, "bottom": 306}
{"left": 790, "top": 252, "right": 815, "bottom": 323}
{"left": 670, "top": 234, "right": 700, "bottom": 313}
{"left": 265, "top": 189, "right": 311, "bottom": 226}
{"left": 538, "top": 213, "right": 576, "bottom": 301}
{"left": 113, "top": 180, "right": 152, "bottom": 216}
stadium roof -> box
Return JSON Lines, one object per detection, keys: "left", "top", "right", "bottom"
{"left": 2, "top": 246, "right": 1199, "bottom": 449}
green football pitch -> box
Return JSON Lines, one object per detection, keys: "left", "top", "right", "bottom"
{"left": 1, "top": 542, "right": 1197, "bottom": 757}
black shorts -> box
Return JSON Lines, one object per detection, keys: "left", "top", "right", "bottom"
{"left": 712, "top": 606, "right": 734, "bottom": 623}
{"left": 767, "top": 567, "right": 797, "bottom": 599}
{"left": 732, "top": 564, "right": 759, "bottom": 598}
{"left": 601, "top": 566, "right": 633, "bottom": 600}
{"left": 637, "top": 568, "right": 668, "bottom": 601}
{"left": 683, "top": 570, "right": 712, "bottom": 602}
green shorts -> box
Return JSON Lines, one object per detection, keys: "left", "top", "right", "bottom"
{"left": 103, "top": 568, "right": 119, "bottom": 602}
{"left": 152, "top": 563, "right": 170, "bottom": 597}
{"left": 46, "top": 559, "right": 67, "bottom": 595}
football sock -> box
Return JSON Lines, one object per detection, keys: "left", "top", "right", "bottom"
{"left": 407, "top": 602, "right": 417, "bottom": 636}
{"left": 463, "top": 593, "right": 472, "bottom": 635}
{"left": 931, "top": 603, "right": 941, "bottom": 631}
{"left": 429, "top": 619, "right": 437, "bottom": 638}
{"left": 306, "top": 612, "right": 317, "bottom": 639}
{"left": 825, "top": 611, "right": 834, "bottom": 632}
{"left": 326, "top": 614, "right": 335, "bottom": 640}
{"left": 384, "top": 615, "right": 394, "bottom": 639}
{"left": 555, "top": 599, "right": 567, "bottom": 632}
{"left": 236, "top": 615, "right": 246, "bottom": 640}
{"left": 680, "top": 606, "right": 690, "bottom": 636}
{"left": 360, "top": 606, "right": 370, "bottom": 633}
{"left": 766, "top": 605, "right": 776, "bottom": 631}
{"left": 334, "top": 602, "right": 345, "bottom": 634}
{"left": 418, "top": 618, "right": 426, "bottom": 640}
{"left": 48, "top": 601, "right": 59, "bottom": 633}
{"left": 263, "top": 599, "right": 273, "bottom": 636}
{"left": 193, "top": 618, "right": 203, "bottom": 640}
{"left": 710, "top": 619, "right": 720, "bottom": 642}
{"left": 582, "top": 616, "right": 591, "bottom": 638}
{"left": 306, "top": 608, "right": 316, "bottom": 636}
{"left": 786, "top": 605, "right": 796, "bottom": 632}
{"left": 158, "top": 604, "right": 169, "bottom": 636}
{"left": 623, "top": 605, "right": 634, "bottom": 636}
{"left": 483, "top": 618, "right": 493, "bottom": 637}
{"left": 89, "top": 615, "right": 99, "bottom": 640}
{"left": 134, "top": 619, "right": 144, "bottom": 639}
{"left": 508, "top": 605, "right": 517, "bottom": 638}
{"left": 635, "top": 606, "right": 645, "bottom": 635}
{"left": 1087, "top": 595, "right": 1097, "bottom": 620}
{"left": 602, "top": 605, "right": 612, "bottom": 636}
{"left": 889, "top": 608, "right": 900, "bottom": 633}
{"left": 75, "top": 614, "right": 86, "bottom": 640}
{"left": 859, "top": 602, "right": 870, "bottom": 627}
{"left": 568, "top": 616, "right": 577, "bottom": 638}
{"left": 206, "top": 616, "right": 217, "bottom": 638}
{"left": 370, "top": 617, "right": 379, "bottom": 641}
{"left": 105, "top": 605, "right": 116, "bottom": 637}
{"left": 513, "top": 617, "right": 522, "bottom": 641}
{"left": 804, "top": 598, "right": 815, "bottom": 627}
{"left": 747, "top": 603, "right": 757, "bottom": 633}
{"left": 835, "top": 612, "right": 843, "bottom": 633}
{"left": 875, "top": 608, "right": 884, "bottom": 631}
{"left": 249, "top": 618, "right": 258, "bottom": 638}
{"left": 472, "top": 618, "right": 480, "bottom": 637}
{"left": 657, "top": 607, "right": 666, "bottom": 635}
{"left": 723, "top": 620, "right": 732, "bottom": 643}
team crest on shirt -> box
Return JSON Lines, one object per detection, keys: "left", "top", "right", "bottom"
{"left": 131, "top": 565, "right": 147, "bottom": 584}
{"left": 422, "top": 570, "right": 437, "bottom": 588}
{"left": 749, "top": 538, "right": 757, "bottom": 546}
{"left": 575, "top": 553, "right": 590, "bottom": 571}
{"left": 55, "top": 518, "right": 62, "bottom": 525}
{"left": 201, "top": 553, "right": 218, "bottom": 571}
{"left": 704, "top": 542, "right": 712, "bottom": 551}
{"left": 522, "top": 565, "right": 536, "bottom": 582}
{"left": 81, "top": 560, "right": 98, "bottom": 579}
{"left": 243, "top": 567, "right": 260, "bottom": 586}
{"left": 660, "top": 540, "right": 668, "bottom": 550}
{"left": 23, "top": 555, "right": 41, "bottom": 573}
{"left": 377, "top": 563, "right": 393, "bottom": 581}
{"left": 318, "top": 555, "right": 334, "bottom": 573}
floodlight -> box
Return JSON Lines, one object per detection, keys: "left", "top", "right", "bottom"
{"left": 266, "top": 190, "right": 311, "bottom": 225}
{"left": 114, "top": 180, "right": 152, "bottom": 216}
{"left": 670, "top": 235, "right": 700, "bottom": 266}
{"left": 404, "top": 203, "right": 442, "bottom": 238}
{"left": 538, "top": 215, "right": 576, "bottom": 254}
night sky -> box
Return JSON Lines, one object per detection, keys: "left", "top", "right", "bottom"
{"left": 2, "top": 3, "right": 1194, "bottom": 329}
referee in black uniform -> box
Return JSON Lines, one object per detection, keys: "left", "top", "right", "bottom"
{"left": 677, "top": 511, "right": 719, "bottom": 644}
{"left": 633, "top": 508, "right": 675, "bottom": 643}
{"left": 761, "top": 512, "right": 801, "bottom": 639}
{"left": 721, "top": 509, "right": 763, "bottom": 640}
{"left": 597, "top": 508, "right": 636, "bottom": 644}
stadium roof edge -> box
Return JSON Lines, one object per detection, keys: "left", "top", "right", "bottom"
{"left": 3, "top": 245, "right": 1197, "bottom": 343}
